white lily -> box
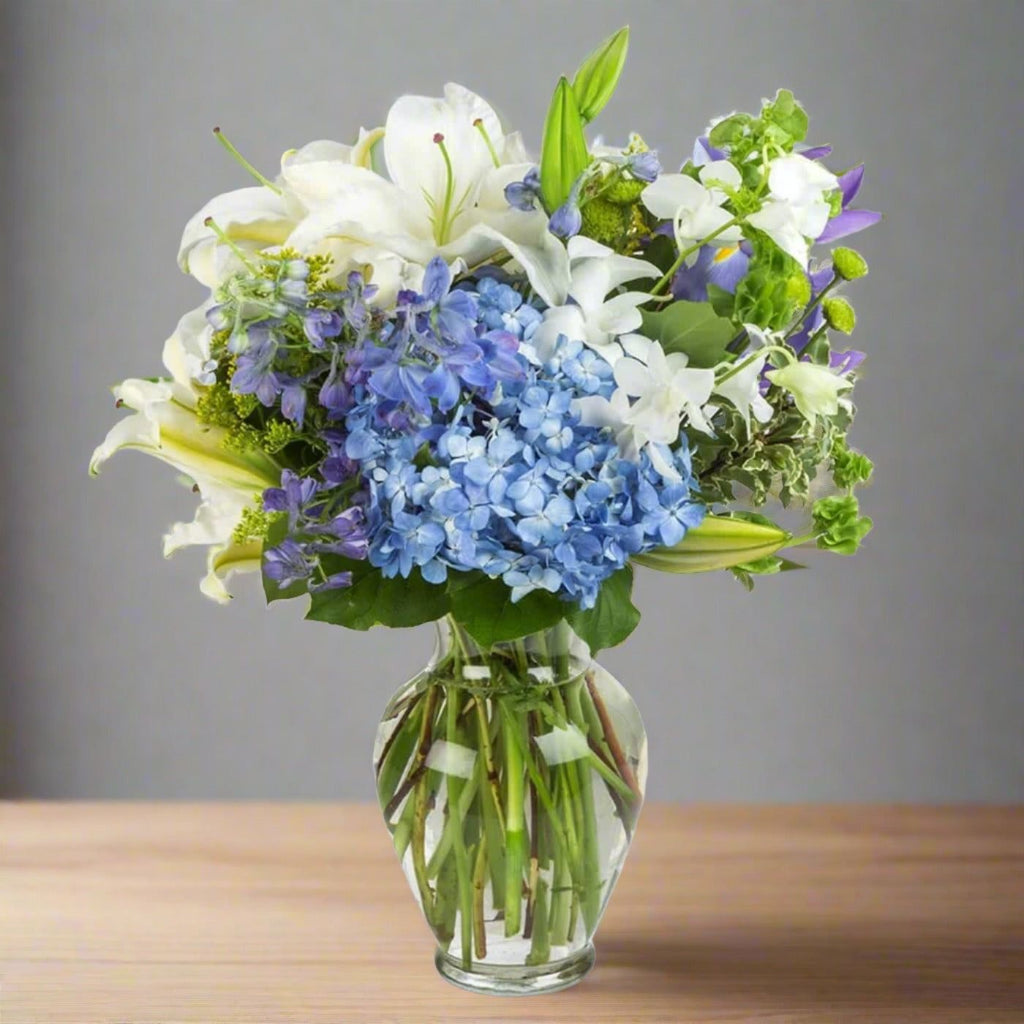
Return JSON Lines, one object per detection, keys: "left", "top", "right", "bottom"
{"left": 90, "top": 307, "right": 280, "bottom": 602}
{"left": 746, "top": 153, "right": 838, "bottom": 267}
{"left": 641, "top": 160, "right": 743, "bottom": 258}
{"left": 577, "top": 335, "right": 715, "bottom": 479}
{"left": 765, "top": 360, "right": 853, "bottom": 426}
{"left": 178, "top": 130, "right": 384, "bottom": 291}
{"left": 280, "top": 85, "right": 569, "bottom": 306}
{"left": 530, "top": 236, "right": 658, "bottom": 365}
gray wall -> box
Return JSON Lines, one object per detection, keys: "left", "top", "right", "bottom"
{"left": 3, "top": 0, "right": 1022, "bottom": 801}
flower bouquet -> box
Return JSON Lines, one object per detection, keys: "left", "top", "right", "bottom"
{"left": 92, "top": 28, "right": 878, "bottom": 994}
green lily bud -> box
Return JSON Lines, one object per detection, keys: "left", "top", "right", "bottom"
{"left": 571, "top": 27, "right": 630, "bottom": 124}
{"left": 786, "top": 272, "right": 812, "bottom": 307}
{"left": 823, "top": 296, "right": 856, "bottom": 334}
{"left": 539, "top": 77, "right": 589, "bottom": 212}
{"left": 832, "top": 247, "right": 869, "bottom": 280}
{"left": 632, "top": 515, "right": 791, "bottom": 574}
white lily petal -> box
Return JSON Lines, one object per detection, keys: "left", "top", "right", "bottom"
{"left": 200, "top": 539, "right": 263, "bottom": 604}
{"left": 713, "top": 354, "right": 767, "bottom": 434}
{"left": 161, "top": 304, "right": 213, "bottom": 401}
{"left": 567, "top": 235, "right": 613, "bottom": 261}
{"left": 461, "top": 220, "right": 570, "bottom": 309}
{"left": 596, "top": 291, "right": 651, "bottom": 337}
{"left": 384, "top": 83, "right": 503, "bottom": 228}
{"left": 613, "top": 356, "right": 655, "bottom": 396}
{"left": 178, "top": 187, "right": 293, "bottom": 282}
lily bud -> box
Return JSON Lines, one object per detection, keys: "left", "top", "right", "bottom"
{"left": 632, "top": 515, "right": 791, "bottom": 574}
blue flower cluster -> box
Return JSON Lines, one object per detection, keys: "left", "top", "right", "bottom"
{"left": 218, "top": 253, "right": 704, "bottom": 608}
{"left": 349, "top": 332, "right": 704, "bottom": 609}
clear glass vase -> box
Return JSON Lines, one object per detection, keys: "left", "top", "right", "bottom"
{"left": 373, "top": 616, "right": 647, "bottom": 995}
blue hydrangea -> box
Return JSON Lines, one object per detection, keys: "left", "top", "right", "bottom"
{"left": 349, "top": 333, "right": 704, "bottom": 609}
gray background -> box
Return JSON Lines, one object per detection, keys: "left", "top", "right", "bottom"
{"left": 3, "top": 0, "right": 1022, "bottom": 801}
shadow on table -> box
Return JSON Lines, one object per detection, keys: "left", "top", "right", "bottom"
{"left": 598, "top": 923, "right": 1024, "bottom": 1016}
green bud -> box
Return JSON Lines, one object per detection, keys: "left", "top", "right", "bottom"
{"left": 812, "top": 495, "right": 873, "bottom": 555}
{"left": 539, "top": 77, "right": 589, "bottom": 212}
{"left": 632, "top": 514, "right": 791, "bottom": 574}
{"left": 785, "top": 273, "right": 812, "bottom": 307}
{"left": 571, "top": 26, "right": 629, "bottom": 124}
{"left": 823, "top": 296, "right": 856, "bottom": 334}
{"left": 832, "top": 246, "right": 869, "bottom": 280}
{"left": 827, "top": 191, "right": 844, "bottom": 217}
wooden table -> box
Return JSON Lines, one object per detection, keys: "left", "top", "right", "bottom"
{"left": 1, "top": 804, "right": 1022, "bottom": 1023}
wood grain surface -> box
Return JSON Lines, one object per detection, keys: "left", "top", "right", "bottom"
{"left": 1, "top": 803, "right": 1022, "bottom": 1023}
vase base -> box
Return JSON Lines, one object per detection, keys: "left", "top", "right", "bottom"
{"left": 434, "top": 943, "right": 596, "bottom": 995}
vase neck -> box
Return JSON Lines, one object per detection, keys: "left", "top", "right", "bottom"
{"left": 431, "top": 616, "right": 592, "bottom": 688}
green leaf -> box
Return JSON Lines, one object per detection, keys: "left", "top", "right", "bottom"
{"left": 763, "top": 89, "right": 809, "bottom": 144}
{"left": 306, "top": 567, "right": 450, "bottom": 630}
{"left": 639, "top": 301, "right": 734, "bottom": 368}
{"left": 261, "top": 515, "right": 307, "bottom": 604}
{"left": 571, "top": 26, "right": 630, "bottom": 124}
{"left": 708, "top": 113, "right": 753, "bottom": 149}
{"left": 705, "top": 283, "right": 735, "bottom": 319}
{"left": 565, "top": 566, "right": 640, "bottom": 654}
{"left": 632, "top": 514, "right": 791, "bottom": 574}
{"left": 448, "top": 573, "right": 565, "bottom": 646}
{"left": 539, "top": 77, "right": 590, "bottom": 213}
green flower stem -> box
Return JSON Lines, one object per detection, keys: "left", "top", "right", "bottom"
{"left": 410, "top": 772, "right": 435, "bottom": 923}
{"left": 375, "top": 697, "right": 424, "bottom": 808}
{"left": 474, "top": 697, "right": 506, "bottom": 843}
{"left": 383, "top": 686, "right": 440, "bottom": 821}
{"left": 501, "top": 699, "right": 526, "bottom": 937}
{"left": 472, "top": 835, "right": 489, "bottom": 960}
{"left": 567, "top": 682, "right": 603, "bottom": 931}
{"left": 586, "top": 674, "right": 642, "bottom": 801}
{"left": 445, "top": 686, "right": 475, "bottom": 968}
{"left": 525, "top": 876, "right": 551, "bottom": 966}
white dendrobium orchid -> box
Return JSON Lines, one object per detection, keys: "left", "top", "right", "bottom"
{"left": 709, "top": 323, "right": 777, "bottom": 434}
{"left": 577, "top": 335, "right": 715, "bottom": 479}
{"left": 765, "top": 360, "right": 853, "bottom": 427}
{"left": 530, "top": 236, "right": 658, "bottom": 366}
{"left": 179, "top": 85, "right": 570, "bottom": 307}
{"left": 90, "top": 307, "right": 281, "bottom": 602}
{"left": 746, "top": 153, "right": 839, "bottom": 267}
{"left": 641, "top": 160, "right": 743, "bottom": 257}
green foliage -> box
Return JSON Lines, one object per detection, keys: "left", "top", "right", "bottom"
{"left": 565, "top": 566, "right": 640, "bottom": 653}
{"left": 730, "top": 555, "right": 805, "bottom": 591}
{"left": 571, "top": 26, "right": 629, "bottom": 124}
{"left": 832, "top": 246, "right": 869, "bottom": 281}
{"left": 831, "top": 436, "right": 874, "bottom": 490}
{"left": 690, "top": 403, "right": 848, "bottom": 508}
{"left": 761, "top": 88, "right": 809, "bottom": 144}
{"left": 733, "top": 231, "right": 806, "bottom": 330}
{"left": 812, "top": 495, "right": 873, "bottom": 555}
{"left": 639, "top": 301, "right": 734, "bottom": 367}
{"left": 823, "top": 296, "right": 856, "bottom": 334}
{"left": 307, "top": 565, "right": 451, "bottom": 630}
{"left": 447, "top": 573, "right": 565, "bottom": 646}
{"left": 539, "top": 77, "right": 589, "bottom": 213}
{"left": 707, "top": 90, "right": 809, "bottom": 183}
